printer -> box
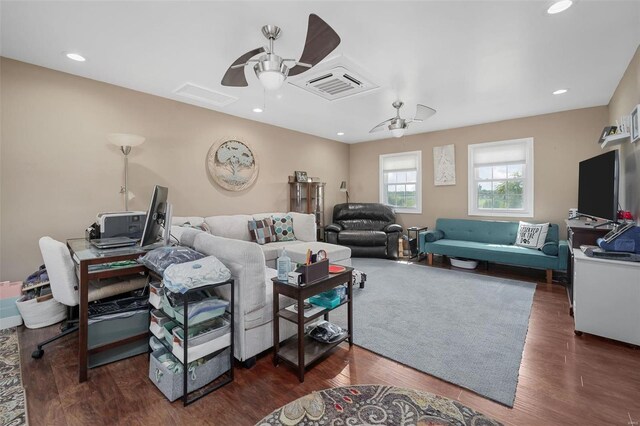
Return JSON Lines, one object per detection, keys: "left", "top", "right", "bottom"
{"left": 86, "top": 211, "right": 147, "bottom": 240}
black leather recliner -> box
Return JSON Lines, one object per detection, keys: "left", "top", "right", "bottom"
{"left": 325, "top": 203, "right": 403, "bottom": 259}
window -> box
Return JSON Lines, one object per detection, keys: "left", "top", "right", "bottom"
{"left": 468, "top": 138, "right": 534, "bottom": 217}
{"left": 379, "top": 151, "right": 422, "bottom": 214}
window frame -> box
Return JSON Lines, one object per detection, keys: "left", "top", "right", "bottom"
{"left": 467, "top": 138, "right": 534, "bottom": 218}
{"left": 379, "top": 150, "right": 422, "bottom": 214}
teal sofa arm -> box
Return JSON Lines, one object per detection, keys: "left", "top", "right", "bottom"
{"left": 424, "top": 230, "right": 444, "bottom": 243}
{"left": 419, "top": 230, "right": 444, "bottom": 254}
{"left": 557, "top": 240, "right": 569, "bottom": 271}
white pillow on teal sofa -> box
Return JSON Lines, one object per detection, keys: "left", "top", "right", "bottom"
{"left": 515, "top": 221, "right": 549, "bottom": 249}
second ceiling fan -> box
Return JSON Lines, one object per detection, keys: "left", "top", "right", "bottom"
{"left": 370, "top": 101, "right": 436, "bottom": 138}
{"left": 221, "top": 14, "right": 341, "bottom": 91}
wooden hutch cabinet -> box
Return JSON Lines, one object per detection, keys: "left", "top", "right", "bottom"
{"left": 289, "top": 178, "right": 325, "bottom": 240}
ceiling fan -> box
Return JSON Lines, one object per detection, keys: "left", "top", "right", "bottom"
{"left": 221, "top": 14, "right": 341, "bottom": 91}
{"left": 369, "top": 101, "right": 436, "bottom": 138}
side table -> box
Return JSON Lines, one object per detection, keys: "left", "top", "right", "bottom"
{"left": 407, "top": 226, "right": 428, "bottom": 260}
{"left": 272, "top": 267, "right": 354, "bottom": 382}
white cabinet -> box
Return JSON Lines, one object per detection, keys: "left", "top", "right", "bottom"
{"left": 573, "top": 250, "right": 640, "bottom": 345}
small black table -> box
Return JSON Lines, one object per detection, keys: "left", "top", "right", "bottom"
{"left": 272, "top": 267, "right": 354, "bottom": 382}
{"left": 407, "top": 226, "right": 428, "bottom": 259}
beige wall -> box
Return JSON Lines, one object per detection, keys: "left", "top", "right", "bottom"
{"left": 608, "top": 45, "right": 640, "bottom": 219}
{"left": 348, "top": 107, "right": 608, "bottom": 232}
{"left": 0, "top": 58, "right": 349, "bottom": 281}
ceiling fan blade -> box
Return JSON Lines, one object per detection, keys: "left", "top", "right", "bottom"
{"left": 413, "top": 104, "right": 437, "bottom": 122}
{"left": 221, "top": 47, "right": 265, "bottom": 87}
{"left": 288, "top": 14, "right": 341, "bottom": 77}
{"left": 370, "top": 118, "right": 393, "bottom": 133}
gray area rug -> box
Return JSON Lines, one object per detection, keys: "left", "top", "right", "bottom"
{"left": 333, "top": 258, "right": 535, "bottom": 407}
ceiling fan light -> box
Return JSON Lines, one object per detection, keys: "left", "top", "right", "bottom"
{"left": 257, "top": 71, "right": 285, "bottom": 91}
{"left": 390, "top": 128, "right": 405, "bottom": 138}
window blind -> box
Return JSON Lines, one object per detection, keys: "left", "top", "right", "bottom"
{"left": 471, "top": 140, "right": 528, "bottom": 166}
{"left": 382, "top": 154, "right": 417, "bottom": 171}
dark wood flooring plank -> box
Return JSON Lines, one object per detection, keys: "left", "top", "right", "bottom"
{"left": 17, "top": 261, "right": 640, "bottom": 425}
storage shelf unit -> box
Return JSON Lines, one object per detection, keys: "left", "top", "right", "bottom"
{"left": 289, "top": 178, "right": 325, "bottom": 240}
{"left": 148, "top": 273, "right": 234, "bottom": 406}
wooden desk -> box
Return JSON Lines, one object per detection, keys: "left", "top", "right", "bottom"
{"left": 272, "top": 267, "right": 353, "bottom": 382}
{"left": 67, "top": 239, "right": 148, "bottom": 383}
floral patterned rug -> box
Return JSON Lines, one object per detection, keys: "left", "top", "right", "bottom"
{"left": 256, "top": 384, "right": 501, "bottom": 426}
{"left": 0, "top": 327, "right": 28, "bottom": 426}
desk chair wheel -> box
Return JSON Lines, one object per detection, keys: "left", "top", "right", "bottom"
{"left": 32, "top": 349, "right": 44, "bottom": 359}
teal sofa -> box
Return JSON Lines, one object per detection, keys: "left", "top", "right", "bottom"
{"left": 418, "top": 218, "right": 568, "bottom": 283}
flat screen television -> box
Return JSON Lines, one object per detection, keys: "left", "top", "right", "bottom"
{"left": 577, "top": 150, "right": 619, "bottom": 221}
{"left": 139, "top": 185, "right": 172, "bottom": 247}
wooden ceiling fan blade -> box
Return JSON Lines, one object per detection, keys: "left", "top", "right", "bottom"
{"left": 413, "top": 104, "right": 436, "bottom": 122}
{"left": 370, "top": 118, "right": 393, "bottom": 133}
{"left": 288, "top": 14, "right": 341, "bottom": 77}
{"left": 221, "top": 47, "right": 265, "bottom": 87}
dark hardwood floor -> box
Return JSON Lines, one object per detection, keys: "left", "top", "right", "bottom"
{"left": 17, "top": 259, "right": 640, "bottom": 426}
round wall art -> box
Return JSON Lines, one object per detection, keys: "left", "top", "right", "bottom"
{"left": 207, "top": 138, "right": 259, "bottom": 191}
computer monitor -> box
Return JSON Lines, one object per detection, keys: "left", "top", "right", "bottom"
{"left": 139, "top": 185, "right": 172, "bottom": 247}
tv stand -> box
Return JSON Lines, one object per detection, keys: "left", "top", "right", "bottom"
{"left": 571, "top": 213, "right": 600, "bottom": 222}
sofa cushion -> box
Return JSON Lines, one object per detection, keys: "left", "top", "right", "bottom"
{"left": 259, "top": 241, "right": 302, "bottom": 262}
{"left": 205, "top": 215, "right": 253, "bottom": 241}
{"left": 285, "top": 242, "right": 351, "bottom": 264}
{"left": 338, "top": 230, "right": 387, "bottom": 246}
{"left": 515, "top": 222, "right": 549, "bottom": 249}
{"left": 248, "top": 218, "right": 277, "bottom": 245}
{"left": 425, "top": 239, "right": 560, "bottom": 270}
{"left": 424, "top": 230, "right": 444, "bottom": 242}
{"left": 172, "top": 216, "right": 205, "bottom": 228}
{"left": 271, "top": 214, "right": 297, "bottom": 242}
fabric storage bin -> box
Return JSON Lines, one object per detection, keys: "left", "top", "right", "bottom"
{"left": 1, "top": 281, "right": 26, "bottom": 329}
{"left": 149, "top": 281, "right": 164, "bottom": 310}
{"left": 149, "top": 346, "right": 230, "bottom": 402}
{"left": 14, "top": 294, "right": 66, "bottom": 329}
{"left": 172, "top": 316, "right": 231, "bottom": 363}
{"left": 88, "top": 308, "right": 149, "bottom": 368}
{"left": 161, "top": 288, "right": 216, "bottom": 319}
{"left": 150, "top": 309, "right": 171, "bottom": 339}
{"left": 173, "top": 298, "right": 229, "bottom": 327}
{"left": 163, "top": 321, "right": 179, "bottom": 346}
{"left": 149, "top": 336, "right": 164, "bottom": 352}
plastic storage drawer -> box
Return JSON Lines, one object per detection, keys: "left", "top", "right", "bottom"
{"left": 88, "top": 308, "right": 149, "bottom": 368}
{"left": 172, "top": 316, "right": 231, "bottom": 363}
{"left": 149, "top": 346, "right": 230, "bottom": 402}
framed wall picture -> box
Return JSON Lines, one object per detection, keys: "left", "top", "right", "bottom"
{"left": 295, "top": 171, "right": 308, "bottom": 182}
{"left": 597, "top": 126, "right": 617, "bottom": 144}
{"left": 206, "top": 138, "right": 259, "bottom": 191}
{"left": 433, "top": 144, "right": 456, "bottom": 186}
{"left": 631, "top": 104, "right": 639, "bottom": 143}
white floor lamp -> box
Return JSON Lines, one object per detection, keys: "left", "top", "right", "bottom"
{"left": 107, "top": 133, "right": 145, "bottom": 211}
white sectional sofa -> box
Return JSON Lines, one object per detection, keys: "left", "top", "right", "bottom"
{"left": 172, "top": 212, "right": 351, "bottom": 268}
{"left": 170, "top": 212, "right": 351, "bottom": 366}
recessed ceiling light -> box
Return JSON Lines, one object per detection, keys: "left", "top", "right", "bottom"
{"left": 547, "top": 0, "right": 573, "bottom": 14}
{"left": 337, "top": 132, "right": 345, "bottom": 136}
{"left": 65, "top": 53, "right": 86, "bottom": 62}
{"left": 252, "top": 107, "right": 263, "bottom": 113}
{"left": 553, "top": 89, "right": 568, "bottom": 95}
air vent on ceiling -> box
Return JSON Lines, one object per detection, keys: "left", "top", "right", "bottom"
{"left": 289, "top": 65, "right": 378, "bottom": 101}
{"left": 174, "top": 83, "right": 238, "bottom": 107}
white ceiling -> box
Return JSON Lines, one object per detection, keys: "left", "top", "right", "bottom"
{"left": 1, "top": 1, "right": 639, "bottom": 143}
